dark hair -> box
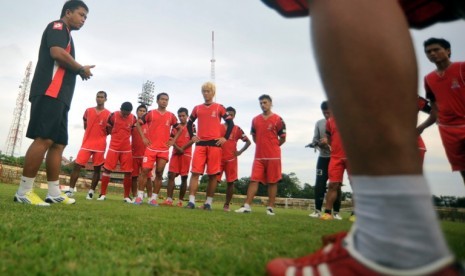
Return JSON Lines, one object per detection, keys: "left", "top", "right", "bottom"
{"left": 157, "top": 92, "right": 169, "bottom": 101}
{"left": 177, "top": 107, "right": 189, "bottom": 115}
{"left": 97, "top": 91, "right": 107, "bottom": 98}
{"left": 61, "top": 0, "right": 89, "bottom": 18}
{"left": 320, "top": 101, "right": 328, "bottom": 110}
{"left": 258, "top": 94, "right": 272, "bottom": 102}
{"left": 121, "top": 102, "right": 133, "bottom": 112}
{"left": 136, "top": 104, "right": 147, "bottom": 112}
{"left": 424, "top": 38, "right": 451, "bottom": 58}
{"left": 226, "top": 106, "right": 236, "bottom": 114}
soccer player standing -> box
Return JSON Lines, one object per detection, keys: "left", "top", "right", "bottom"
{"left": 185, "top": 82, "right": 234, "bottom": 210}
{"left": 217, "top": 106, "right": 251, "bottom": 212}
{"left": 14, "top": 0, "right": 94, "bottom": 206}
{"left": 133, "top": 93, "right": 179, "bottom": 206}
{"left": 98, "top": 102, "right": 137, "bottom": 202}
{"left": 235, "top": 94, "right": 286, "bottom": 215}
{"left": 166, "top": 107, "right": 195, "bottom": 207}
{"left": 418, "top": 38, "right": 465, "bottom": 184}
{"left": 65, "top": 91, "right": 110, "bottom": 199}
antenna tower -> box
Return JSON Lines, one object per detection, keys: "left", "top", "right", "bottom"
{"left": 210, "top": 31, "right": 216, "bottom": 83}
{"left": 5, "top": 62, "right": 33, "bottom": 156}
{"left": 138, "top": 80, "right": 155, "bottom": 107}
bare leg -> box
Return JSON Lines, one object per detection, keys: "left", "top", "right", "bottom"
{"left": 179, "top": 175, "right": 188, "bottom": 200}
{"left": 244, "top": 181, "right": 259, "bottom": 205}
{"left": 188, "top": 173, "right": 200, "bottom": 196}
{"left": 267, "top": 183, "right": 277, "bottom": 208}
{"left": 45, "top": 143, "right": 66, "bottom": 181}
{"left": 205, "top": 175, "right": 218, "bottom": 197}
{"left": 90, "top": 165, "right": 101, "bottom": 190}
{"left": 225, "top": 182, "right": 234, "bottom": 206}
{"left": 22, "top": 138, "right": 54, "bottom": 178}
{"left": 167, "top": 172, "right": 176, "bottom": 198}
{"left": 324, "top": 182, "right": 341, "bottom": 212}
{"left": 69, "top": 163, "right": 83, "bottom": 189}
{"left": 137, "top": 168, "right": 151, "bottom": 196}
{"left": 153, "top": 159, "right": 167, "bottom": 195}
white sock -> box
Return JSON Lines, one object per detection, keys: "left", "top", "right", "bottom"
{"left": 152, "top": 193, "right": 158, "bottom": 200}
{"left": 47, "top": 180, "right": 61, "bottom": 197}
{"left": 351, "top": 175, "right": 452, "bottom": 269}
{"left": 167, "top": 197, "right": 173, "bottom": 201}
{"left": 244, "top": 203, "right": 251, "bottom": 209}
{"left": 206, "top": 197, "right": 213, "bottom": 205}
{"left": 88, "top": 189, "right": 94, "bottom": 194}
{"left": 137, "top": 190, "right": 144, "bottom": 198}
{"left": 189, "top": 195, "right": 195, "bottom": 204}
{"left": 18, "top": 176, "right": 35, "bottom": 196}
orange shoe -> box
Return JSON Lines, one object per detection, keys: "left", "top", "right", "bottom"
{"left": 162, "top": 199, "right": 173, "bottom": 206}
{"left": 320, "top": 213, "right": 333, "bottom": 220}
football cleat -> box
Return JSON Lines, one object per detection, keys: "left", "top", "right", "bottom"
{"left": 64, "top": 190, "right": 74, "bottom": 198}
{"left": 266, "top": 207, "right": 275, "bottom": 216}
{"left": 223, "top": 204, "right": 230, "bottom": 212}
{"left": 97, "top": 194, "right": 106, "bottom": 201}
{"left": 333, "top": 213, "right": 343, "bottom": 220}
{"left": 200, "top": 203, "right": 212, "bottom": 211}
{"left": 148, "top": 199, "right": 159, "bottom": 206}
{"left": 185, "top": 202, "right": 196, "bottom": 209}
{"left": 14, "top": 191, "right": 50, "bottom": 206}
{"left": 320, "top": 213, "right": 333, "bottom": 220}
{"left": 86, "top": 192, "right": 93, "bottom": 200}
{"left": 45, "top": 193, "right": 76, "bottom": 205}
{"left": 162, "top": 199, "right": 173, "bottom": 206}
{"left": 133, "top": 197, "right": 143, "bottom": 205}
{"left": 235, "top": 206, "right": 252, "bottom": 213}
{"left": 176, "top": 201, "right": 183, "bottom": 207}
{"left": 123, "top": 197, "right": 133, "bottom": 203}
{"left": 309, "top": 211, "right": 321, "bottom": 218}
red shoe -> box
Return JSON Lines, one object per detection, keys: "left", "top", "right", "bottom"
{"left": 266, "top": 231, "right": 461, "bottom": 276}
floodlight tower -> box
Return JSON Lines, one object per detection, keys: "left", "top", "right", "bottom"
{"left": 138, "top": 80, "right": 155, "bottom": 107}
{"left": 5, "top": 62, "right": 32, "bottom": 157}
{"left": 210, "top": 31, "right": 216, "bottom": 83}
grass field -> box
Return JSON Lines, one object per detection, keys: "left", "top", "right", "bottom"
{"left": 1, "top": 183, "right": 464, "bottom": 275}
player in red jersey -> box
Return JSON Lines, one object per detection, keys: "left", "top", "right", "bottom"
{"left": 418, "top": 38, "right": 465, "bottom": 184}
{"left": 262, "top": 1, "right": 465, "bottom": 275}
{"left": 133, "top": 93, "right": 180, "bottom": 206}
{"left": 131, "top": 104, "right": 153, "bottom": 202}
{"left": 65, "top": 91, "right": 110, "bottom": 199}
{"left": 217, "top": 106, "right": 251, "bottom": 212}
{"left": 167, "top": 107, "right": 195, "bottom": 207}
{"left": 235, "top": 95, "right": 286, "bottom": 215}
{"left": 185, "top": 82, "right": 234, "bottom": 210}
{"left": 319, "top": 113, "right": 348, "bottom": 221}
{"left": 97, "top": 102, "right": 136, "bottom": 201}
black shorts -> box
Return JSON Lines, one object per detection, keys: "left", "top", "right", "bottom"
{"left": 26, "top": 95, "right": 69, "bottom": 145}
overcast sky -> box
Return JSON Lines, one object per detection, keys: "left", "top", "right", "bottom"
{"left": 1, "top": 1, "right": 464, "bottom": 196}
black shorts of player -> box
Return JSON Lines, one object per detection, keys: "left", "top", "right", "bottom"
{"left": 26, "top": 95, "right": 69, "bottom": 145}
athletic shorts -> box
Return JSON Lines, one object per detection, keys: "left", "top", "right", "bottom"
{"left": 328, "top": 157, "right": 350, "bottom": 183}
{"left": 191, "top": 145, "right": 222, "bottom": 175}
{"left": 142, "top": 149, "right": 169, "bottom": 170}
{"left": 261, "top": 0, "right": 465, "bottom": 28}
{"left": 250, "top": 159, "right": 282, "bottom": 184}
{"left": 168, "top": 153, "right": 192, "bottom": 176}
{"left": 132, "top": 157, "right": 153, "bottom": 177}
{"left": 438, "top": 125, "right": 465, "bottom": 171}
{"left": 75, "top": 148, "right": 105, "bottom": 167}
{"left": 104, "top": 150, "right": 133, "bottom": 172}
{"left": 26, "top": 96, "right": 69, "bottom": 145}
{"left": 217, "top": 158, "right": 238, "bottom": 183}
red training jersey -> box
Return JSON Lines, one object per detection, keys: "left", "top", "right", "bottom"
{"left": 132, "top": 122, "right": 148, "bottom": 158}
{"left": 190, "top": 103, "right": 229, "bottom": 141}
{"left": 425, "top": 62, "right": 465, "bottom": 126}
{"left": 251, "top": 113, "right": 286, "bottom": 159}
{"left": 107, "top": 111, "right": 137, "bottom": 152}
{"left": 221, "top": 125, "right": 250, "bottom": 161}
{"left": 326, "top": 117, "right": 346, "bottom": 159}
{"left": 80, "top": 107, "right": 110, "bottom": 151}
{"left": 171, "top": 124, "right": 195, "bottom": 155}
{"left": 141, "top": 109, "right": 178, "bottom": 151}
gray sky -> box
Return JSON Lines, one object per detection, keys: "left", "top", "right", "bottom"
{"left": 1, "top": 1, "right": 465, "bottom": 196}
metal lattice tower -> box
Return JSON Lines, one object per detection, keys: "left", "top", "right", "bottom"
{"left": 5, "top": 62, "right": 32, "bottom": 157}
{"left": 210, "top": 31, "right": 216, "bottom": 83}
{"left": 138, "top": 80, "right": 155, "bottom": 107}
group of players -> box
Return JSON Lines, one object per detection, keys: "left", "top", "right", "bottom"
{"left": 63, "top": 82, "right": 286, "bottom": 215}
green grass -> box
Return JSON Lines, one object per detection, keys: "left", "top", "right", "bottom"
{"left": 1, "top": 183, "right": 464, "bottom": 275}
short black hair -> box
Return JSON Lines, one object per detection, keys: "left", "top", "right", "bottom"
{"left": 320, "top": 101, "right": 328, "bottom": 110}
{"left": 61, "top": 0, "right": 89, "bottom": 18}
{"left": 259, "top": 94, "right": 272, "bottom": 102}
{"left": 121, "top": 102, "right": 133, "bottom": 112}
{"left": 226, "top": 106, "right": 236, "bottom": 114}
{"left": 97, "top": 91, "right": 107, "bottom": 98}
{"left": 157, "top": 92, "right": 169, "bottom": 101}
{"left": 424, "top": 37, "right": 451, "bottom": 57}
{"left": 136, "top": 104, "right": 147, "bottom": 112}
{"left": 177, "top": 107, "right": 188, "bottom": 115}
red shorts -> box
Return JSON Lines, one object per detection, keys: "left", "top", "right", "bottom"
{"left": 75, "top": 148, "right": 105, "bottom": 167}
{"left": 168, "top": 153, "right": 192, "bottom": 176}
{"left": 438, "top": 125, "right": 465, "bottom": 171}
{"left": 104, "top": 150, "right": 133, "bottom": 172}
{"left": 250, "top": 159, "right": 282, "bottom": 184}
{"left": 217, "top": 158, "right": 238, "bottom": 183}
{"left": 191, "top": 146, "right": 222, "bottom": 175}
{"left": 132, "top": 158, "right": 153, "bottom": 177}
{"left": 142, "top": 149, "right": 169, "bottom": 170}
{"left": 261, "top": 0, "right": 464, "bottom": 28}
{"left": 328, "top": 158, "right": 350, "bottom": 183}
